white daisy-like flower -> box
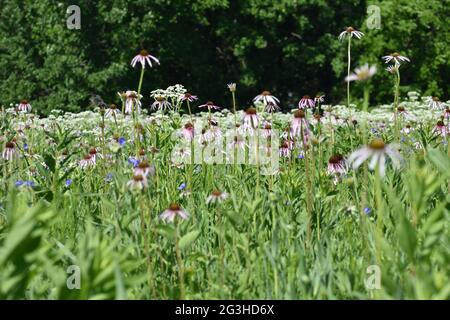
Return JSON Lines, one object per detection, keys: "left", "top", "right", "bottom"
{"left": 345, "top": 64, "right": 377, "bottom": 82}
{"left": 347, "top": 138, "right": 402, "bottom": 177}
{"left": 160, "top": 203, "right": 189, "bottom": 222}
{"left": 18, "top": 100, "right": 32, "bottom": 112}
{"left": 151, "top": 96, "right": 172, "bottom": 111}
{"left": 206, "top": 190, "right": 229, "bottom": 204}
{"left": 382, "top": 53, "right": 410, "bottom": 65}
{"left": 253, "top": 91, "right": 280, "bottom": 107}
{"left": 426, "top": 97, "right": 446, "bottom": 110}
{"left": 338, "top": 26, "right": 364, "bottom": 41}
{"left": 131, "top": 50, "right": 160, "bottom": 69}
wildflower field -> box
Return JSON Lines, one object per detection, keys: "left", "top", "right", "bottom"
{"left": 1, "top": 87, "right": 449, "bottom": 299}
{"left": 0, "top": 3, "right": 449, "bottom": 301}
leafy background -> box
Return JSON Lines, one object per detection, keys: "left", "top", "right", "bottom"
{"left": 0, "top": 0, "right": 449, "bottom": 115}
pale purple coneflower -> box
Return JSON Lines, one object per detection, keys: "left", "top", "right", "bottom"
{"left": 198, "top": 101, "right": 221, "bottom": 111}
{"left": 345, "top": 64, "right": 377, "bottom": 82}
{"left": 125, "top": 91, "right": 142, "bottom": 114}
{"left": 173, "top": 147, "right": 191, "bottom": 163}
{"left": 18, "top": 100, "right": 32, "bottom": 112}
{"left": 279, "top": 140, "right": 291, "bottom": 157}
{"left": 180, "top": 93, "right": 198, "bottom": 103}
{"left": 443, "top": 108, "right": 450, "bottom": 120}
{"left": 382, "top": 52, "right": 410, "bottom": 65}
{"left": 265, "top": 102, "right": 279, "bottom": 113}
{"left": 131, "top": 50, "right": 160, "bottom": 69}
{"left": 338, "top": 26, "right": 364, "bottom": 40}
{"left": 206, "top": 190, "right": 229, "bottom": 204}
{"left": 160, "top": 203, "right": 189, "bottom": 222}
{"left": 182, "top": 122, "right": 195, "bottom": 141}
{"left": 347, "top": 138, "right": 402, "bottom": 177}
{"left": 105, "top": 104, "right": 121, "bottom": 117}
{"left": 327, "top": 154, "right": 347, "bottom": 175}
{"left": 242, "top": 107, "right": 259, "bottom": 129}
{"left": 204, "top": 124, "right": 222, "bottom": 141}
{"left": 386, "top": 65, "right": 399, "bottom": 74}
{"left": 433, "top": 120, "right": 448, "bottom": 137}
{"left": 397, "top": 105, "right": 408, "bottom": 115}
{"left": 261, "top": 122, "right": 272, "bottom": 138}
{"left": 291, "top": 110, "right": 309, "bottom": 137}
{"left": 88, "top": 148, "right": 102, "bottom": 163}
{"left": 298, "top": 96, "right": 315, "bottom": 109}
{"left": 253, "top": 91, "right": 280, "bottom": 106}
{"left": 127, "top": 174, "right": 148, "bottom": 190}
{"left": 314, "top": 95, "right": 325, "bottom": 104}
{"left": 427, "top": 97, "right": 446, "bottom": 110}
{"left": 151, "top": 96, "right": 172, "bottom": 111}
{"left": 134, "top": 160, "right": 154, "bottom": 177}
{"left": 232, "top": 135, "right": 246, "bottom": 150}
{"left": 400, "top": 124, "right": 414, "bottom": 135}
{"left": 2, "top": 142, "right": 17, "bottom": 161}
{"left": 227, "top": 83, "right": 237, "bottom": 92}
{"left": 79, "top": 154, "right": 95, "bottom": 169}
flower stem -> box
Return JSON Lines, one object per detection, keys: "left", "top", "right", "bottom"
{"left": 347, "top": 36, "right": 352, "bottom": 109}
{"left": 186, "top": 100, "right": 193, "bottom": 122}
{"left": 175, "top": 222, "right": 186, "bottom": 299}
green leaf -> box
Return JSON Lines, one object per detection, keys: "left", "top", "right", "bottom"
{"left": 179, "top": 230, "right": 200, "bottom": 250}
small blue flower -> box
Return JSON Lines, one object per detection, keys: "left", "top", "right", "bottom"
{"left": 128, "top": 157, "right": 140, "bottom": 167}
{"left": 105, "top": 173, "right": 113, "bottom": 182}
{"left": 118, "top": 137, "right": 126, "bottom": 146}
{"left": 364, "top": 207, "right": 371, "bottom": 215}
{"left": 178, "top": 183, "right": 186, "bottom": 191}
{"left": 23, "top": 143, "right": 29, "bottom": 151}
{"left": 15, "top": 180, "right": 24, "bottom": 187}
{"left": 24, "top": 181, "right": 35, "bottom": 187}
{"left": 65, "top": 179, "right": 73, "bottom": 187}
{"left": 297, "top": 154, "right": 305, "bottom": 159}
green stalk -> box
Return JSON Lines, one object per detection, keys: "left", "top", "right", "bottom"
{"left": 394, "top": 68, "right": 401, "bottom": 141}
{"left": 139, "top": 194, "right": 155, "bottom": 298}
{"left": 186, "top": 100, "right": 193, "bottom": 122}
{"left": 175, "top": 222, "right": 186, "bottom": 299}
{"left": 347, "top": 36, "right": 352, "bottom": 109}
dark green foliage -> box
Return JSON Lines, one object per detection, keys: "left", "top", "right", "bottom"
{"left": 0, "top": 0, "right": 448, "bottom": 114}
